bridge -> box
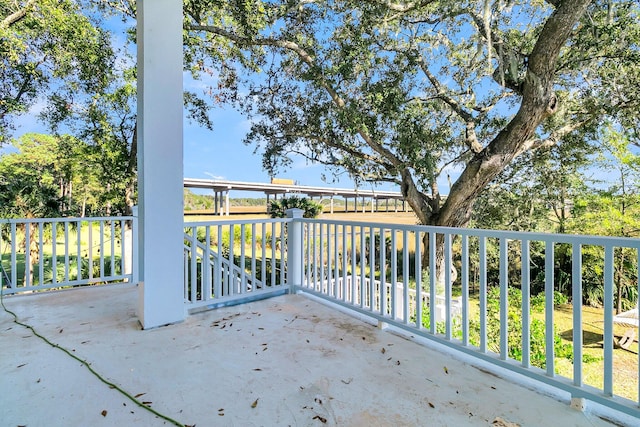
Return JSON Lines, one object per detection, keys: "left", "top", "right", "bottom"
{"left": 183, "top": 178, "right": 408, "bottom": 215}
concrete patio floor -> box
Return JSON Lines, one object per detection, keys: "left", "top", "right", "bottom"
{"left": 0, "top": 284, "right": 624, "bottom": 427}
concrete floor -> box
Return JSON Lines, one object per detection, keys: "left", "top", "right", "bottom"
{"left": 0, "top": 284, "right": 622, "bottom": 427}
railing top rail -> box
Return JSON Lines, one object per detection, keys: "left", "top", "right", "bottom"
{"left": 299, "top": 218, "right": 640, "bottom": 248}
{"left": 185, "top": 218, "right": 291, "bottom": 227}
{"left": 0, "top": 216, "right": 134, "bottom": 224}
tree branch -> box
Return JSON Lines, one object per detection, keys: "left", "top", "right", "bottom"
{"left": 2, "top": 0, "right": 37, "bottom": 28}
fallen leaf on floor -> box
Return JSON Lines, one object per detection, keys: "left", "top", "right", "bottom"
{"left": 492, "top": 417, "right": 520, "bottom": 427}
{"left": 134, "top": 393, "right": 146, "bottom": 398}
{"left": 443, "top": 366, "right": 449, "bottom": 374}
{"left": 59, "top": 329, "right": 63, "bottom": 333}
{"left": 428, "top": 402, "right": 435, "bottom": 408}
{"left": 313, "top": 415, "right": 328, "bottom": 423}
{"left": 258, "top": 327, "right": 264, "bottom": 330}
{"left": 16, "top": 364, "right": 26, "bottom": 368}
{"left": 491, "top": 386, "right": 496, "bottom": 390}
{"left": 142, "top": 401, "right": 152, "bottom": 406}
{"left": 36, "top": 378, "right": 41, "bottom": 383}
{"left": 396, "top": 360, "right": 401, "bottom": 365}
{"left": 381, "top": 347, "right": 386, "bottom": 354}
{"left": 101, "top": 410, "right": 107, "bottom": 417}
{"left": 251, "top": 398, "right": 259, "bottom": 408}
{"left": 341, "top": 378, "right": 353, "bottom": 384}
{"left": 253, "top": 368, "right": 262, "bottom": 371}
{"left": 218, "top": 408, "right": 224, "bottom": 412}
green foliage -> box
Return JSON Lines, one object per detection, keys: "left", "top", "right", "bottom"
{"left": 186, "top": 0, "right": 640, "bottom": 231}
{"left": 0, "top": 134, "right": 65, "bottom": 218}
{"left": 421, "top": 287, "right": 575, "bottom": 370}
{"left": 220, "top": 225, "right": 253, "bottom": 249}
{"left": 1, "top": 0, "right": 114, "bottom": 144}
{"left": 268, "top": 196, "right": 323, "bottom": 218}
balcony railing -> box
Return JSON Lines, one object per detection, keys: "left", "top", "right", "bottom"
{"left": 2, "top": 214, "right": 638, "bottom": 419}
{"left": 183, "top": 218, "right": 289, "bottom": 310}
{"left": 0, "top": 217, "right": 136, "bottom": 294}
{"left": 183, "top": 213, "right": 640, "bottom": 419}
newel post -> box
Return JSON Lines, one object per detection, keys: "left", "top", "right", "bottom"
{"left": 286, "top": 209, "right": 304, "bottom": 294}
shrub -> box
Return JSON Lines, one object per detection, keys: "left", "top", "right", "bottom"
{"left": 268, "top": 196, "right": 323, "bottom": 218}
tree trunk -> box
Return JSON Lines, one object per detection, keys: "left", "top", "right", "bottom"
{"left": 400, "top": 0, "right": 592, "bottom": 287}
{"left": 124, "top": 120, "right": 137, "bottom": 217}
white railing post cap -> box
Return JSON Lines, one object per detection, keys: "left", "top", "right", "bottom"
{"left": 285, "top": 208, "right": 305, "bottom": 219}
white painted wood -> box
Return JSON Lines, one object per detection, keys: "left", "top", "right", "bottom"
{"left": 136, "top": 0, "right": 185, "bottom": 328}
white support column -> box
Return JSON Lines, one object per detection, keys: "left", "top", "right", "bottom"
{"left": 136, "top": 0, "right": 185, "bottom": 329}
{"left": 330, "top": 196, "right": 334, "bottom": 214}
{"left": 225, "top": 190, "right": 230, "bottom": 216}
{"left": 286, "top": 208, "right": 305, "bottom": 293}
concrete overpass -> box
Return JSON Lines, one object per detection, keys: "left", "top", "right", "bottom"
{"left": 183, "top": 178, "right": 408, "bottom": 215}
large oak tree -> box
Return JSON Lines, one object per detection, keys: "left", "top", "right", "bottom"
{"left": 185, "top": 0, "right": 639, "bottom": 231}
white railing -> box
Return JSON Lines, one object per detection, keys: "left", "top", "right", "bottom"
{"left": 292, "top": 218, "right": 640, "bottom": 418}
{"left": 0, "top": 217, "right": 136, "bottom": 294}
{"left": 183, "top": 219, "right": 289, "bottom": 311}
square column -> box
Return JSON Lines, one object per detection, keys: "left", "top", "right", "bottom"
{"left": 136, "top": 0, "right": 185, "bottom": 329}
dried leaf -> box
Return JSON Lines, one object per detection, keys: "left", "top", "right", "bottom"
{"left": 341, "top": 378, "right": 352, "bottom": 384}
{"left": 428, "top": 402, "right": 435, "bottom": 408}
{"left": 142, "top": 401, "right": 152, "bottom": 406}
{"left": 381, "top": 347, "right": 386, "bottom": 354}
{"left": 443, "top": 366, "right": 449, "bottom": 374}
{"left": 134, "top": 393, "right": 146, "bottom": 398}
{"left": 101, "top": 410, "right": 108, "bottom": 417}
{"left": 218, "top": 408, "right": 224, "bottom": 412}
{"left": 396, "top": 360, "right": 401, "bottom": 365}
{"left": 313, "top": 415, "right": 328, "bottom": 423}
{"left": 59, "top": 329, "right": 63, "bottom": 333}
{"left": 253, "top": 368, "right": 262, "bottom": 371}
{"left": 16, "top": 363, "right": 26, "bottom": 368}
{"left": 251, "top": 398, "right": 259, "bottom": 408}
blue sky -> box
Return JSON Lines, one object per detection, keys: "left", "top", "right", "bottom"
{"left": 6, "top": 12, "right": 397, "bottom": 200}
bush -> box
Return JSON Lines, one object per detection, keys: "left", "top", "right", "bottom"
{"left": 268, "top": 196, "right": 323, "bottom": 218}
